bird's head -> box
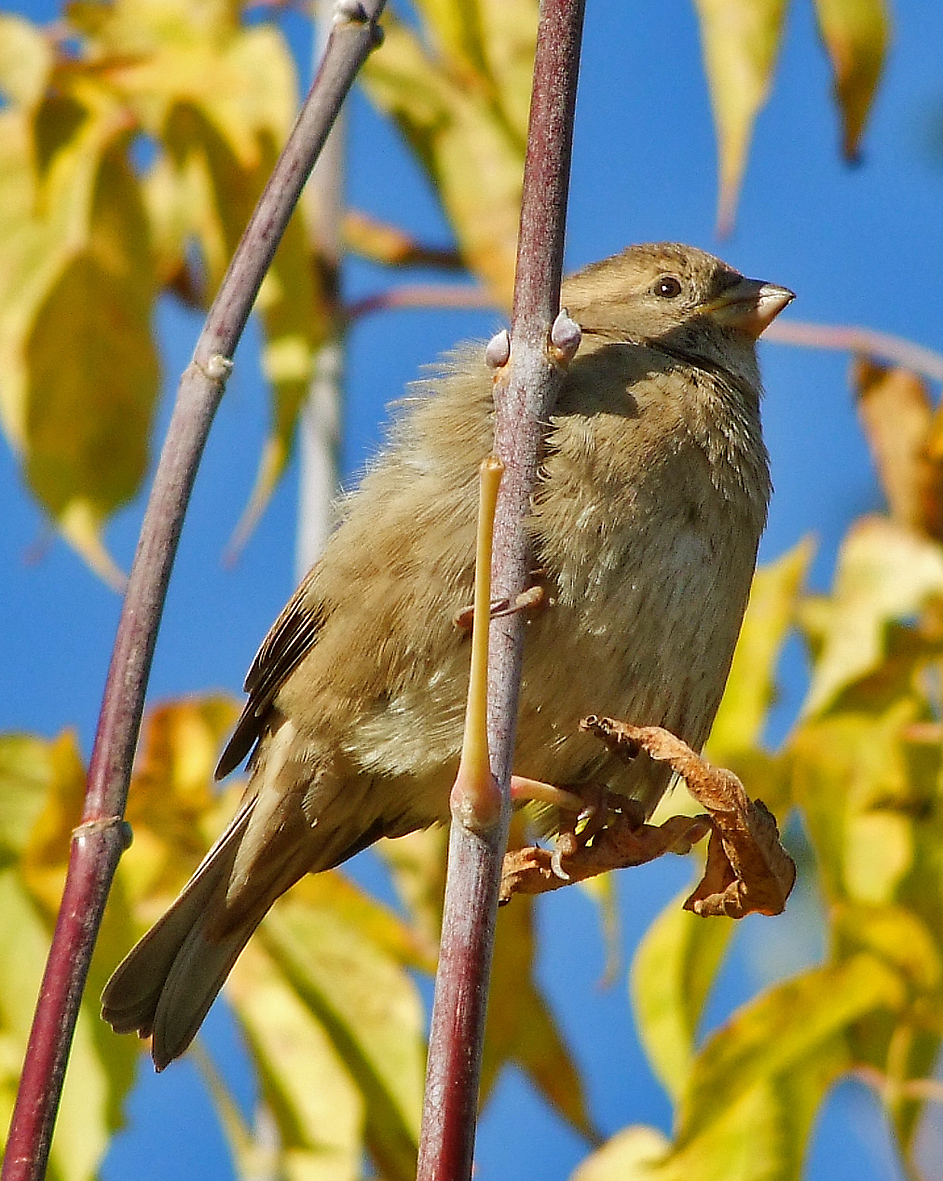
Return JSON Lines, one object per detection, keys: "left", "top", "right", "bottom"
{"left": 562, "top": 242, "right": 794, "bottom": 379}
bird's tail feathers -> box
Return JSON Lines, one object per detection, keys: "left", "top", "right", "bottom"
{"left": 101, "top": 800, "right": 263, "bottom": 1071}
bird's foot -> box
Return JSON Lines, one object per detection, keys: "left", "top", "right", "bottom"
{"left": 509, "top": 777, "right": 619, "bottom": 879}
{"left": 582, "top": 717, "right": 796, "bottom": 917}
{"left": 499, "top": 719, "right": 796, "bottom": 918}
{"left": 453, "top": 575, "right": 552, "bottom": 633}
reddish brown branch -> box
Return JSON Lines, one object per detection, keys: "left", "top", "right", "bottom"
{"left": 416, "top": 2, "right": 586, "bottom": 1179}
{"left": 1, "top": 8, "right": 386, "bottom": 1180}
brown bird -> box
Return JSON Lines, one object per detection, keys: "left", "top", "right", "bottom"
{"left": 102, "top": 242, "right": 793, "bottom": 1069}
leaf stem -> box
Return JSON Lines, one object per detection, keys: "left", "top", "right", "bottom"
{"left": 1, "top": 8, "right": 385, "bottom": 1180}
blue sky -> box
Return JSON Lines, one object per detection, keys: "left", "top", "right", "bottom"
{"left": 5, "top": 1, "right": 943, "bottom": 1178}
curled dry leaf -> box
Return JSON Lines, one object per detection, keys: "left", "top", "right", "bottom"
{"left": 500, "top": 718, "right": 796, "bottom": 919}
{"left": 499, "top": 813, "right": 711, "bottom": 903}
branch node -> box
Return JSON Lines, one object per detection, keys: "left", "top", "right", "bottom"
{"left": 485, "top": 328, "right": 511, "bottom": 370}
{"left": 333, "top": 0, "right": 368, "bottom": 22}
{"left": 549, "top": 307, "right": 581, "bottom": 363}
{"left": 198, "top": 354, "right": 234, "bottom": 382}
{"left": 72, "top": 816, "right": 133, "bottom": 850}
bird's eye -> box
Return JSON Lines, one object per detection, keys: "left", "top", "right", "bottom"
{"left": 655, "top": 276, "right": 682, "bottom": 298}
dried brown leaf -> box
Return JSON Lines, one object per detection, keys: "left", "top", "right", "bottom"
{"left": 854, "top": 358, "right": 943, "bottom": 539}
{"left": 500, "top": 711, "right": 797, "bottom": 916}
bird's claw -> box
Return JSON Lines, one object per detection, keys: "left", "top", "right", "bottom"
{"left": 453, "top": 581, "right": 551, "bottom": 632}
{"left": 500, "top": 719, "right": 796, "bottom": 919}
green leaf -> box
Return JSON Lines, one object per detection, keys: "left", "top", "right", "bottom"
{"left": 631, "top": 892, "right": 736, "bottom": 1100}
{"left": 812, "top": 0, "right": 890, "bottom": 161}
{"left": 710, "top": 539, "right": 814, "bottom": 758}
{"left": 691, "top": 0, "right": 789, "bottom": 235}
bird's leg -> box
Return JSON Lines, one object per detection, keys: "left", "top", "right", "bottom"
{"left": 510, "top": 775, "right": 585, "bottom": 813}
{"left": 453, "top": 570, "right": 552, "bottom": 633}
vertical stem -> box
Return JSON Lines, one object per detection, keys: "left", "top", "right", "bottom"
{"left": 297, "top": 0, "right": 346, "bottom": 579}
{"left": 1, "top": 9, "right": 385, "bottom": 1181}
{"left": 416, "top": 2, "right": 586, "bottom": 1178}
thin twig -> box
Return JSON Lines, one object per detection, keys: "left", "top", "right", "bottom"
{"left": 416, "top": 2, "right": 586, "bottom": 1179}
{"left": 764, "top": 319, "right": 943, "bottom": 385}
{"left": 343, "top": 209, "right": 465, "bottom": 271}
{"left": 1, "top": 7, "right": 385, "bottom": 1180}
{"left": 345, "top": 283, "right": 495, "bottom": 322}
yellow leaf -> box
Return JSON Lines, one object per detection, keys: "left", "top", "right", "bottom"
{"left": 0, "top": 14, "right": 52, "bottom": 108}
{"left": 674, "top": 955, "right": 904, "bottom": 1150}
{"left": 19, "top": 730, "right": 87, "bottom": 912}
{"left": 812, "top": 0, "right": 890, "bottom": 161}
{"left": 571, "top": 1126, "right": 670, "bottom": 1181}
{"left": 0, "top": 92, "right": 159, "bottom": 581}
{"left": 792, "top": 705, "right": 921, "bottom": 906}
{"left": 259, "top": 880, "right": 425, "bottom": 1181}
{"left": 631, "top": 892, "right": 736, "bottom": 1100}
{"left": 377, "top": 826, "right": 448, "bottom": 960}
{"left": 484, "top": 889, "right": 598, "bottom": 1140}
{"left": 833, "top": 903, "right": 943, "bottom": 997}
{"left": 412, "top": 0, "right": 538, "bottom": 136}
{"left": 802, "top": 516, "right": 943, "bottom": 717}
{"left": 577, "top": 870, "right": 622, "bottom": 988}
{"left": 846, "top": 808, "right": 912, "bottom": 904}
{"left": 853, "top": 359, "right": 943, "bottom": 539}
{"left": 691, "top": 0, "right": 788, "bottom": 235}
{"left": 710, "top": 539, "right": 814, "bottom": 758}
{"left": 24, "top": 246, "right": 156, "bottom": 536}
{"left": 361, "top": 11, "right": 534, "bottom": 306}
{"left": 657, "top": 1044, "right": 846, "bottom": 1181}
{"left": 118, "top": 695, "right": 242, "bottom": 913}
{"left": 0, "top": 734, "right": 56, "bottom": 856}
{"left": 227, "top": 942, "right": 366, "bottom": 1181}
{"left": 0, "top": 730, "right": 138, "bottom": 1181}
{"left": 142, "top": 37, "right": 323, "bottom": 549}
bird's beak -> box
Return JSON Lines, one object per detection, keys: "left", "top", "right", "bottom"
{"left": 704, "top": 278, "right": 795, "bottom": 340}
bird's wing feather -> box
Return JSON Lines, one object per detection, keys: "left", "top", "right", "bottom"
{"left": 216, "top": 577, "right": 326, "bottom": 779}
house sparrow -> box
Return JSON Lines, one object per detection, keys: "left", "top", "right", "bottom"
{"left": 102, "top": 242, "right": 793, "bottom": 1069}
